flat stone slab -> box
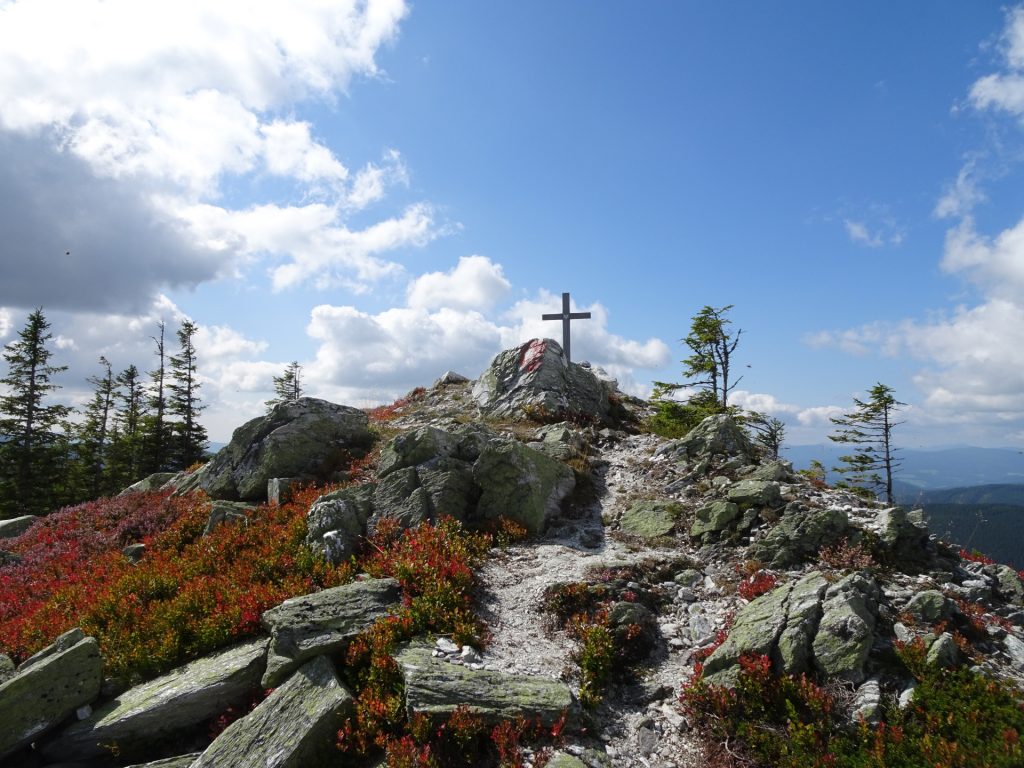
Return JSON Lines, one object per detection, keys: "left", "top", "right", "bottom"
{"left": 619, "top": 501, "right": 682, "bottom": 538}
{"left": 260, "top": 577, "right": 401, "bottom": 687}
{"left": 124, "top": 754, "right": 203, "bottom": 768}
{"left": 42, "top": 638, "right": 267, "bottom": 760}
{"left": 395, "top": 642, "right": 576, "bottom": 726}
{"left": 0, "top": 514, "right": 38, "bottom": 539}
{"left": 192, "top": 655, "right": 353, "bottom": 768}
{"left": 0, "top": 629, "right": 103, "bottom": 760}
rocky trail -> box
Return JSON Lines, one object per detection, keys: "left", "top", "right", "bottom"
{"left": 475, "top": 433, "right": 714, "bottom": 767}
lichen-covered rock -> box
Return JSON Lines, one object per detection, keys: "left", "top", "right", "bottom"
{"left": 812, "top": 573, "right": 878, "bottom": 684}
{"left": 378, "top": 426, "right": 461, "bottom": 478}
{"left": 702, "top": 579, "right": 795, "bottom": 683}
{"left": 926, "top": 632, "right": 959, "bottom": 668}
{"left": 726, "top": 480, "right": 781, "bottom": 509}
{"left": 473, "top": 440, "right": 575, "bottom": 534}
{"left": 118, "top": 473, "right": 176, "bottom": 496}
{"left": 370, "top": 467, "right": 433, "bottom": 532}
{"left": 0, "top": 518, "right": 36, "bottom": 540}
{"left": 418, "top": 458, "right": 479, "bottom": 522}
{"left": 776, "top": 572, "right": 830, "bottom": 674}
{"left": 0, "top": 653, "right": 14, "bottom": 684}
{"left": 42, "top": 638, "right": 267, "bottom": 760}
{"left": 620, "top": 500, "right": 682, "bottom": 538}
{"left": 748, "top": 505, "right": 849, "bottom": 567}
{"left": 0, "top": 514, "right": 38, "bottom": 539}
{"left": 395, "top": 642, "right": 576, "bottom": 725}
{"left": 703, "top": 572, "right": 830, "bottom": 687}
{"left": 192, "top": 655, "right": 353, "bottom": 768}
{"left": 547, "top": 753, "right": 589, "bottom": 768}
{"left": 746, "top": 461, "right": 794, "bottom": 482}
{"left": 260, "top": 578, "right": 400, "bottom": 687}
{"left": 305, "top": 484, "right": 376, "bottom": 564}
{"left": 0, "top": 629, "right": 103, "bottom": 760}
{"left": 124, "top": 755, "right": 203, "bottom": 768}
{"left": 669, "top": 414, "right": 753, "bottom": 462}
{"left": 904, "top": 590, "right": 952, "bottom": 624}
{"left": 875, "top": 507, "right": 933, "bottom": 565}
{"left": 199, "top": 397, "right": 373, "bottom": 501}
{"left": 987, "top": 564, "right": 1024, "bottom": 603}
{"left": 203, "top": 500, "right": 254, "bottom": 535}
{"left": 472, "top": 338, "right": 612, "bottom": 423}
{"left": 690, "top": 501, "right": 740, "bottom": 539}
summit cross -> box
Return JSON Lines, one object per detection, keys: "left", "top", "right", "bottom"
{"left": 542, "top": 292, "right": 591, "bottom": 364}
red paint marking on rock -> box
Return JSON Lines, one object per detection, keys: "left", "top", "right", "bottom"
{"left": 518, "top": 339, "right": 548, "bottom": 373}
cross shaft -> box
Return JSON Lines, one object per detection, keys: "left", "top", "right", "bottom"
{"left": 542, "top": 292, "right": 591, "bottom": 363}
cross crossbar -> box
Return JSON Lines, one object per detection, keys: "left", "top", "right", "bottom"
{"left": 542, "top": 292, "right": 591, "bottom": 363}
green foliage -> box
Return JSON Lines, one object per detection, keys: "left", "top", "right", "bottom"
{"left": 168, "top": 319, "right": 208, "bottom": 469}
{"left": 0, "top": 308, "right": 71, "bottom": 518}
{"left": 745, "top": 411, "right": 786, "bottom": 460}
{"left": 646, "top": 388, "right": 732, "bottom": 438}
{"left": 829, "top": 383, "right": 904, "bottom": 504}
{"left": 265, "top": 360, "right": 303, "bottom": 411}
{"left": 682, "top": 641, "right": 1024, "bottom": 768}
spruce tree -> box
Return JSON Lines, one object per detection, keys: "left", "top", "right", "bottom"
{"left": 266, "top": 361, "right": 303, "bottom": 410}
{"left": 108, "top": 364, "right": 145, "bottom": 487}
{"left": 0, "top": 308, "right": 71, "bottom": 517}
{"left": 140, "top": 322, "right": 169, "bottom": 474}
{"left": 168, "top": 320, "right": 207, "bottom": 469}
{"left": 77, "top": 356, "right": 116, "bottom": 498}
{"left": 829, "top": 383, "right": 904, "bottom": 504}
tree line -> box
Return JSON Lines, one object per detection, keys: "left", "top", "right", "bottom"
{"left": 0, "top": 309, "right": 208, "bottom": 519}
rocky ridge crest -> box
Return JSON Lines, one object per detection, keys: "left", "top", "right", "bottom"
{"left": 2, "top": 337, "right": 1024, "bottom": 767}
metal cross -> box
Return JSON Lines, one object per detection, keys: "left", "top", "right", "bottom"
{"left": 542, "top": 292, "right": 591, "bottom": 363}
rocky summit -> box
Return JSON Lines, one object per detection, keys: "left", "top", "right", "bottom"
{"left": 3, "top": 336, "right": 1024, "bottom": 767}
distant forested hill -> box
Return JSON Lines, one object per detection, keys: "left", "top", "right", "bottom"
{"left": 919, "top": 503, "right": 1024, "bottom": 570}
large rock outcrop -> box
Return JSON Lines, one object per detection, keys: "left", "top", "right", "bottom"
{"left": 197, "top": 398, "right": 373, "bottom": 501}
{"left": 305, "top": 424, "right": 575, "bottom": 561}
{"left": 0, "top": 629, "right": 103, "bottom": 760}
{"left": 472, "top": 338, "right": 614, "bottom": 423}
{"left": 702, "top": 571, "right": 881, "bottom": 687}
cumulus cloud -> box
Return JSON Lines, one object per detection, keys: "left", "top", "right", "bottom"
{"left": 306, "top": 303, "right": 505, "bottom": 399}
{"left": 407, "top": 256, "right": 511, "bottom": 311}
{"left": 940, "top": 215, "right": 1024, "bottom": 297}
{"left": 0, "top": 308, "right": 12, "bottom": 340}
{"left": 0, "top": 0, "right": 427, "bottom": 311}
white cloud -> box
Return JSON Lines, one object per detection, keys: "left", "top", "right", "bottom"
{"left": 843, "top": 218, "right": 904, "bottom": 248}
{"left": 171, "top": 199, "right": 439, "bottom": 292}
{"left": 306, "top": 303, "right": 505, "bottom": 397}
{"left": 934, "top": 159, "right": 987, "bottom": 219}
{"left": 0, "top": 308, "right": 11, "bottom": 340}
{"left": 260, "top": 120, "right": 349, "bottom": 186}
{"left": 407, "top": 255, "right": 511, "bottom": 311}
{"left": 0, "top": 0, "right": 408, "bottom": 193}
{"left": 0, "top": 1, "right": 424, "bottom": 311}
{"left": 969, "top": 7, "right": 1024, "bottom": 119}
{"left": 940, "top": 215, "right": 1024, "bottom": 298}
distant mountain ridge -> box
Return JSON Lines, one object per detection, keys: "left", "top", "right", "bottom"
{"left": 786, "top": 444, "right": 1024, "bottom": 490}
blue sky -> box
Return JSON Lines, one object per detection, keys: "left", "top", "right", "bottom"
{"left": 2, "top": 1, "right": 1024, "bottom": 449}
